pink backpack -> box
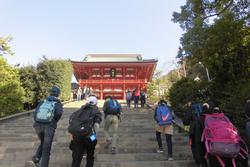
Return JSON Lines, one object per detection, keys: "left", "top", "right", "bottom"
{"left": 201, "top": 113, "right": 248, "bottom": 167}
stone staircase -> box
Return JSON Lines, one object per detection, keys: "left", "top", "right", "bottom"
{"left": 0, "top": 102, "right": 195, "bottom": 167}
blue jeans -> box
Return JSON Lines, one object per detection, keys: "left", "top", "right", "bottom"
{"left": 33, "top": 125, "right": 55, "bottom": 167}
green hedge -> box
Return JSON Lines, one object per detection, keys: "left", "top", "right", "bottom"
{"left": 168, "top": 77, "right": 210, "bottom": 117}
{"left": 0, "top": 58, "right": 73, "bottom": 117}
{"left": 0, "top": 57, "right": 24, "bottom": 117}
{"left": 220, "top": 80, "right": 250, "bottom": 131}
{"left": 19, "top": 66, "right": 38, "bottom": 109}
{"left": 36, "top": 59, "right": 73, "bottom": 102}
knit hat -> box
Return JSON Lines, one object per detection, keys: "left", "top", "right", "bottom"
{"left": 87, "top": 96, "right": 98, "bottom": 106}
{"left": 50, "top": 86, "right": 60, "bottom": 97}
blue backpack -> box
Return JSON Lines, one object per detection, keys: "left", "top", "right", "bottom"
{"left": 192, "top": 103, "right": 203, "bottom": 117}
{"left": 191, "top": 103, "right": 204, "bottom": 140}
{"left": 108, "top": 99, "right": 120, "bottom": 113}
{"left": 156, "top": 104, "right": 173, "bottom": 126}
{"left": 35, "top": 100, "right": 56, "bottom": 123}
{"left": 126, "top": 92, "right": 132, "bottom": 100}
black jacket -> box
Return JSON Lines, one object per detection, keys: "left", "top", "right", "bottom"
{"left": 183, "top": 105, "right": 206, "bottom": 144}
{"left": 70, "top": 104, "right": 102, "bottom": 125}
{"left": 33, "top": 96, "right": 63, "bottom": 129}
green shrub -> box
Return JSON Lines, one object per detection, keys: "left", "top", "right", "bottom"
{"left": 19, "top": 66, "right": 38, "bottom": 109}
{"left": 220, "top": 80, "right": 250, "bottom": 132}
{"left": 0, "top": 57, "right": 24, "bottom": 117}
{"left": 168, "top": 78, "right": 208, "bottom": 117}
{"left": 36, "top": 59, "right": 73, "bottom": 102}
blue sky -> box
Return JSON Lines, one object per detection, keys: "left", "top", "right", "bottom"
{"left": 0, "top": 0, "right": 185, "bottom": 74}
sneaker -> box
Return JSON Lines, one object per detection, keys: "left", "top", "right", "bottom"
{"left": 26, "top": 161, "right": 38, "bottom": 167}
{"left": 168, "top": 157, "right": 174, "bottom": 161}
{"left": 106, "top": 138, "right": 112, "bottom": 144}
{"left": 33, "top": 157, "right": 40, "bottom": 164}
{"left": 82, "top": 154, "right": 87, "bottom": 158}
{"left": 156, "top": 148, "right": 164, "bottom": 153}
{"left": 111, "top": 147, "right": 116, "bottom": 154}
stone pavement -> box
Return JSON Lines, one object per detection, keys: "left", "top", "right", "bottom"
{"left": 0, "top": 101, "right": 194, "bottom": 167}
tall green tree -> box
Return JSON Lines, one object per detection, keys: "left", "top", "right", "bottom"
{"left": 0, "top": 36, "right": 14, "bottom": 56}
{"left": 168, "top": 77, "right": 206, "bottom": 116}
{"left": 147, "top": 69, "right": 181, "bottom": 103}
{"left": 19, "top": 66, "right": 38, "bottom": 109}
{"left": 172, "top": 0, "right": 250, "bottom": 99}
{"left": 171, "top": 0, "right": 250, "bottom": 128}
{"left": 36, "top": 59, "right": 73, "bottom": 102}
{"left": 147, "top": 71, "right": 162, "bottom": 102}
{"left": 0, "top": 57, "right": 24, "bottom": 117}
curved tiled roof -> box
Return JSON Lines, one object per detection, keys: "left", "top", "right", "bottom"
{"left": 82, "top": 54, "right": 153, "bottom": 62}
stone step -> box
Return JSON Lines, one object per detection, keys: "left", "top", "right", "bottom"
{"left": 2, "top": 143, "right": 191, "bottom": 155}
{"left": 49, "top": 153, "right": 192, "bottom": 162}
{"left": 0, "top": 103, "right": 195, "bottom": 167}
{"left": 48, "top": 160, "right": 195, "bottom": 167}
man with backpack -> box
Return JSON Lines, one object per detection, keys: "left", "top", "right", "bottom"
{"left": 154, "top": 100, "right": 174, "bottom": 161}
{"left": 183, "top": 101, "right": 208, "bottom": 167}
{"left": 103, "top": 96, "right": 121, "bottom": 154}
{"left": 68, "top": 95, "right": 102, "bottom": 167}
{"left": 27, "top": 86, "right": 63, "bottom": 167}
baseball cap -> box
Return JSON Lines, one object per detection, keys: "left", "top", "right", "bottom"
{"left": 87, "top": 96, "right": 98, "bottom": 106}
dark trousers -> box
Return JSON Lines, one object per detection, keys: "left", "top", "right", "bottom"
{"left": 126, "top": 99, "right": 131, "bottom": 108}
{"left": 134, "top": 96, "right": 139, "bottom": 108}
{"left": 191, "top": 142, "right": 208, "bottom": 167}
{"left": 71, "top": 137, "right": 97, "bottom": 167}
{"left": 33, "top": 125, "right": 55, "bottom": 167}
{"left": 246, "top": 121, "right": 250, "bottom": 147}
{"left": 156, "top": 131, "right": 172, "bottom": 157}
{"left": 140, "top": 98, "right": 145, "bottom": 108}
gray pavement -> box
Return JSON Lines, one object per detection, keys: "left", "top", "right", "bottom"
{"left": 0, "top": 101, "right": 194, "bottom": 167}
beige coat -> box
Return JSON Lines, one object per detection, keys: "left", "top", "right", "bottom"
{"left": 155, "top": 124, "right": 173, "bottom": 135}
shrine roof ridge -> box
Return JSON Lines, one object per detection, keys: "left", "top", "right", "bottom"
{"left": 71, "top": 54, "right": 158, "bottom": 63}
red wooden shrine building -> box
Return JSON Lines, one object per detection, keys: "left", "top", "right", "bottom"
{"left": 71, "top": 54, "right": 157, "bottom": 99}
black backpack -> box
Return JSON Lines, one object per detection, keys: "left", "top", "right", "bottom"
{"left": 68, "top": 105, "right": 94, "bottom": 138}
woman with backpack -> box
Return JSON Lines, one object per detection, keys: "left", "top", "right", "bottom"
{"left": 201, "top": 103, "right": 249, "bottom": 167}
{"left": 154, "top": 100, "right": 174, "bottom": 161}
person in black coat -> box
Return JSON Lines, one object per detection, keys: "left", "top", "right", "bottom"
{"left": 69, "top": 95, "right": 102, "bottom": 167}
{"left": 183, "top": 101, "right": 208, "bottom": 167}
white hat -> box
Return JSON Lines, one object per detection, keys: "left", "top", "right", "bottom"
{"left": 87, "top": 96, "right": 98, "bottom": 106}
{"left": 203, "top": 103, "right": 209, "bottom": 109}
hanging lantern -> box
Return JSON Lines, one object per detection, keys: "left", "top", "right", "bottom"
{"left": 110, "top": 68, "right": 116, "bottom": 78}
